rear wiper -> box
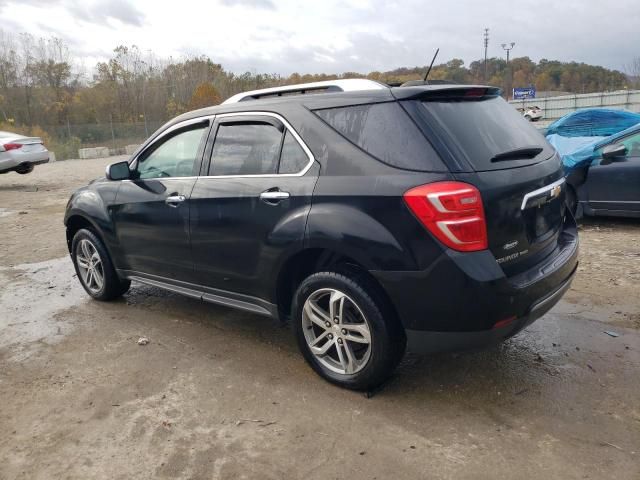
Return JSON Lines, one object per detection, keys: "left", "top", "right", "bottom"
{"left": 490, "top": 146, "right": 543, "bottom": 162}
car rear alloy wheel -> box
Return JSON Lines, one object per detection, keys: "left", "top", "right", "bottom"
{"left": 302, "top": 288, "right": 372, "bottom": 375}
{"left": 76, "top": 239, "right": 104, "bottom": 294}
{"left": 293, "top": 272, "right": 406, "bottom": 390}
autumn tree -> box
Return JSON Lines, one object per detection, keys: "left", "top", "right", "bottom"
{"left": 188, "top": 82, "right": 221, "bottom": 110}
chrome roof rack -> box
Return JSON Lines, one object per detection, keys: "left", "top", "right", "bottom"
{"left": 222, "top": 79, "right": 388, "bottom": 104}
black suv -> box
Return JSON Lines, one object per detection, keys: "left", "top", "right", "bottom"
{"left": 65, "top": 80, "right": 578, "bottom": 390}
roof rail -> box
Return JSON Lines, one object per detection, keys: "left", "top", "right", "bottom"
{"left": 222, "top": 79, "right": 387, "bottom": 104}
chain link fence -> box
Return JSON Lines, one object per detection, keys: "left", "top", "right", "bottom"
{"left": 40, "top": 121, "right": 166, "bottom": 161}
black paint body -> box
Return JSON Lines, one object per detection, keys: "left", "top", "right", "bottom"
{"left": 65, "top": 85, "right": 579, "bottom": 353}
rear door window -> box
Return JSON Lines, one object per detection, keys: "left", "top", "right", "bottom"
{"left": 210, "top": 122, "right": 282, "bottom": 175}
{"left": 279, "top": 130, "right": 310, "bottom": 174}
{"left": 314, "top": 102, "right": 446, "bottom": 172}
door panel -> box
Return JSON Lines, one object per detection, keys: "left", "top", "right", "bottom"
{"left": 587, "top": 133, "right": 640, "bottom": 213}
{"left": 190, "top": 166, "right": 319, "bottom": 300}
{"left": 111, "top": 119, "right": 211, "bottom": 281}
{"left": 189, "top": 113, "right": 318, "bottom": 302}
{"left": 113, "top": 178, "right": 196, "bottom": 280}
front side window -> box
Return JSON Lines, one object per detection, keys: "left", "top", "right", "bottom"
{"left": 137, "top": 125, "right": 207, "bottom": 179}
{"left": 621, "top": 132, "right": 640, "bottom": 156}
{"left": 595, "top": 131, "right": 640, "bottom": 161}
{"left": 210, "top": 122, "right": 282, "bottom": 176}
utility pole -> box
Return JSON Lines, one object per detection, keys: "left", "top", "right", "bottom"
{"left": 501, "top": 42, "right": 515, "bottom": 99}
{"left": 483, "top": 28, "right": 489, "bottom": 82}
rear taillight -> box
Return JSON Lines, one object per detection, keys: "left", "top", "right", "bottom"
{"left": 3, "top": 143, "right": 22, "bottom": 151}
{"left": 403, "top": 181, "right": 488, "bottom": 252}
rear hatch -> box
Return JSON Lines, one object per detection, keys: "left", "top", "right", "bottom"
{"left": 398, "top": 86, "right": 566, "bottom": 274}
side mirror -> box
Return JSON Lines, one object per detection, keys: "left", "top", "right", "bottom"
{"left": 105, "top": 161, "right": 131, "bottom": 180}
{"left": 601, "top": 144, "right": 627, "bottom": 161}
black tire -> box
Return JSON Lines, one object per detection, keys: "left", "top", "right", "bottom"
{"left": 292, "top": 271, "right": 405, "bottom": 390}
{"left": 71, "top": 228, "right": 130, "bottom": 301}
{"left": 16, "top": 165, "right": 34, "bottom": 174}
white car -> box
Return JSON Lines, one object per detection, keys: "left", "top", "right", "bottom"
{"left": 517, "top": 106, "right": 543, "bottom": 122}
{"left": 0, "top": 130, "right": 50, "bottom": 174}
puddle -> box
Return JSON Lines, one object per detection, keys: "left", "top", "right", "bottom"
{"left": 0, "top": 207, "right": 14, "bottom": 218}
{"left": 0, "top": 256, "right": 87, "bottom": 361}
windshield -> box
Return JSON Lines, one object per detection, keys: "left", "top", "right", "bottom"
{"left": 418, "top": 96, "right": 554, "bottom": 171}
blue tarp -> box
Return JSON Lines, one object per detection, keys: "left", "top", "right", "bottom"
{"left": 547, "top": 134, "right": 605, "bottom": 172}
{"left": 547, "top": 123, "right": 640, "bottom": 173}
{"left": 546, "top": 108, "right": 640, "bottom": 138}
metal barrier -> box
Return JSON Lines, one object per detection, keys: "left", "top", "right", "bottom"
{"left": 509, "top": 90, "right": 640, "bottom": 121}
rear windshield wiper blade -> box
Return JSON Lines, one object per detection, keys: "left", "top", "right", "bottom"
{"left": 490, "top": 146, "right": 543, "bottom": 162}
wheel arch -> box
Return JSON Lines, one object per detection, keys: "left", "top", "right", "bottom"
{"left": 275, "top": 247, "right": 401, "bottom": 328}
{"left": 65, "top": 213, "right": 110, "bottom": 255}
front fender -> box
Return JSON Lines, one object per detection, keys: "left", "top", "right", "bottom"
{"left": 64, "top": 181, "right": 121, "bottom": 259}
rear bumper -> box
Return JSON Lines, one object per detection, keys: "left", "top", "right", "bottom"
{"left": 404, "top": 270, "right": 575, "bottom": 354}
{"left": 0, "top": 152, "right": 49, "bottom": 172}
{"left": 371, "top": 214, "right": 579, "bottom": 353}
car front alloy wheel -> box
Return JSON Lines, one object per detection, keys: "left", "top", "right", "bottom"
{"left": 76, "top": 238, "right": 105, "bottom": 294}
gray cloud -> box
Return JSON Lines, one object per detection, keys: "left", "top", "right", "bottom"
{"left": 0, "top": 0, "right": 146, "bottom": 27}
{"left": 2, "top": 0, "right": 639, "bottom": 75}
{"left": 68, "top": 0, "right": 145, "bottom": 27}
{"left": 220, "top": 0, "right": 275, "bottom": 10}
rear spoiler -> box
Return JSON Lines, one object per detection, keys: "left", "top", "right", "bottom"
{"left": 391, "top": 85, "right": 502, "bottom": 101}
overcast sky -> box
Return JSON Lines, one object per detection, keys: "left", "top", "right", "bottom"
{"left": 1, "top": 0, "right": 639, "bottom": 74}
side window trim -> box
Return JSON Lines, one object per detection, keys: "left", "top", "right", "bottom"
{"left": 130, "top": 115, "right": 214, "bottom": 176}
{"left": 204, "top": 111, "right": 315, "bottom": 178}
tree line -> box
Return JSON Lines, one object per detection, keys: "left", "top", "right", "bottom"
{"left": 0, "top": 30, "right": 634, "bottom": 158}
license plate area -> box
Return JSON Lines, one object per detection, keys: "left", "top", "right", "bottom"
{"left": 521, "top": 179, "right": 565, "bottom": 242}
{"left": 21, "top": 143, "right": 43, "bottom": 152}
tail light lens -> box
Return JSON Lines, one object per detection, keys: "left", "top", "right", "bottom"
{"left": 403, "top": 181, "right": 488, "bottom": 252}
{"left": 3, "top": 143, "right": 23, "bottom": 151}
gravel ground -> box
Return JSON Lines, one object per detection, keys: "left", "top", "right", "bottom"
{"left": 1, "top": 157, "right": 639, "bottom": 479}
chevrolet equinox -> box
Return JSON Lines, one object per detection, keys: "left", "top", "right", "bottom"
{"left": 65, "top": 79, "right": 579, "bottom": 390}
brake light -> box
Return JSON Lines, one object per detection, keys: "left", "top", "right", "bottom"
{"left": 3, "top": 143, "right": 22, "bottom": 151}
{"left": 403, "top": 181, "right": 488, "bottom": 252}
{"left": 464, "top": 88, "right": 488, "bottom": 98}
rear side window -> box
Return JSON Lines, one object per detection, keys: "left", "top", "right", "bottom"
{"left": 210, "top": 123, "right": 281, "bottom": 175}
{"left": 314, "top": 102, "right": 445, "bottom": 171}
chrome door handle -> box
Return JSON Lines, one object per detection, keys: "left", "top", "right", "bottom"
{"left": 165, "top": 195, "right": 186, "bottom": 207}
{"left": 260, "top": 190, "right": 290, "bottom": 203}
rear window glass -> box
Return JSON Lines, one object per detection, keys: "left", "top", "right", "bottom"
{"left": 314, "top": 102, "right": 445, "bottom": 172}
{"left": 418, "top": 96, "right": 552, "bottom": 171}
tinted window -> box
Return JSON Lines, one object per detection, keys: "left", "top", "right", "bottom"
{"left": 621, "top": 132, "right": 640, "bottom": 156}
{"left": 418, "top": 96, "right": 552, "bottom": 171}
{"left": 314, "top": 102, "right": 444, "bottom": 171}
{"left": 137, "top": 126, "right": 206, "bottom": 179}
{"left": 210, "top": 122, "right": 282, "bottom": 176}
{"left": 279, "top": 131, "right": 309, "bottom": 173}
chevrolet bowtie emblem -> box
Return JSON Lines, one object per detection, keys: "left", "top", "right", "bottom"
{"left": 549, "top": 185, "right": 562, "bottom": 199}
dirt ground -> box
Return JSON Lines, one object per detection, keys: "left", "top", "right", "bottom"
{"left": 1, "top": 158, "right": 639, "bottom": 480}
